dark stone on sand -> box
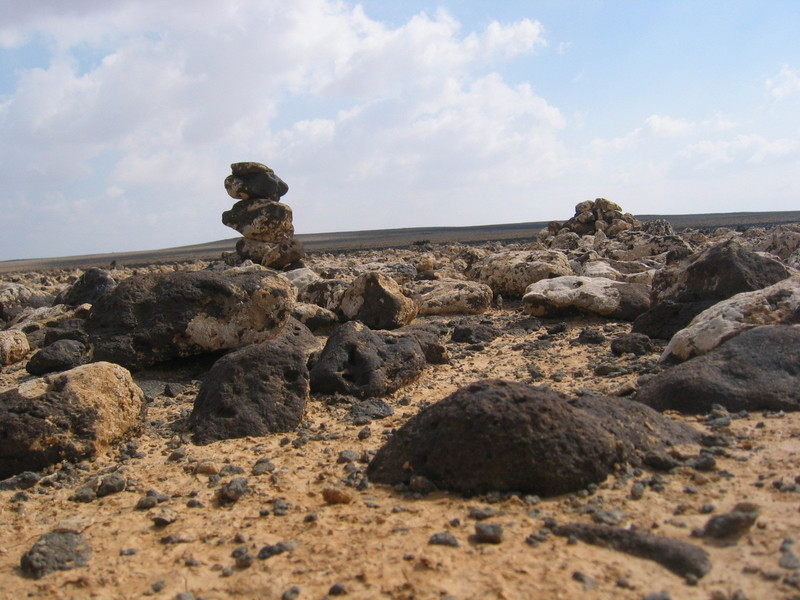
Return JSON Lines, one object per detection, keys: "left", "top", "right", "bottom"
{"left": 55, "top": 268, "right": 116, "bottom": 307}
{"left": 367, "top": 380, "right": 618, "bottom": 496}
{"left": 635, "top": 326, "right": 800, "bottom": 413}
{"left": 632, "top": 299, "right": 717, "bottom": 340}
{"left": 610, "top": 332, "right": 655, "bottom": 355}
{"left": 450, "top": 320, "right": 501, "bottom": 344}
{"left": 26, "top": 339, "right": 88, "bottom": 375}
{"left": 554, "top": 522, "right": 711, "bottom": 580}
{"left": 20, "top": 531, "right": 92, "bottom": 579}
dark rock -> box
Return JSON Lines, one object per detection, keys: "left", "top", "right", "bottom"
{"left": 474, "top": 523, "right": 503, "bottom": 544}
{"left": 310, "top": 322, "right": 426, "bottom": 399}
{"left": 96, "top": 473, "right": 126, "bottom": 497}
{"left": 339, "top": 272, "right": 418, "bottom": 330}
{"left": 43, "top": 319, "right": 89, "bottom": 346}
{"left": 367, "top": 380, "right": 618, "bottom": 496}
{"left": 554, "top": 522, "right": 711, "bottom": 580}
{"left": 574, "top": 329, "right": 606, "bottom": 345}
{"left": 225, "top": 164, "right": 288, "bottom": 200}
{"left": 700, "top": 502, "right": 759, "bottom": 540}
{"left": 428, "top": 532, "right": 459, "bottom": 547}
{"left": 87, "top": 269, "right": 293, "bottom": 370}
{"left": 347, "top": 398, "right": 394, "bottom": 424}
{"left": 450, "top": 320, "right": 501, "bottom": 344}
{"left": 632, "top": 299, "right": 717, "bottom": 340}
{"left": 572, "top": 396, "right": 700, "bottom": 466}
{"left": 224, "top": 199, "right": 294, "bottom": 242}
{"left": 55, "top": 268, "right": 116, "bottom": 307}
{"left": 189, "top": 321, "right": 313, "bottom": 444}
{"left": 635, "top": 326, "right": 800, "bottom": 413}
{"left": 218, "top": 477, "right": 249, "bottom": 503}
{"left": 394, "top": 322, "right": 450, "bottom": 364}
{"left": 26, "top": 340, "right": 88, "bottom": 375}
{"left": 610, "top": 333, "right": 655, "bottom": 356}
{"left": 258, "top": 541, "right": 294, "bottom": 560}
{"left": 20, "top": 531, "right": 91, "bottom": 579}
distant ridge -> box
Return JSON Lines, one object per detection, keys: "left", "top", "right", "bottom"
{"left": 2, "top": 210, "right": 799, "bottom": 273}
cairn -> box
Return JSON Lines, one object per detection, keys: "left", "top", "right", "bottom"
{"left": 221, "top": 162, "right": 305, "bottom": 268}
{"left": 548, "top": 198, "right": 640, "bottom": 238}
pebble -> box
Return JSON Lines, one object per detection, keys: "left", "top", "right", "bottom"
{"left": 282, "top": 586, "right": 301, "bottom": 600}
{"left": 151, "top": 508, "right": 178, "bottom": 527}
{"left": 251, "top": 458, "right": 276, "bottom": 475}
{"left": 571, "top": 571, "right": 596, "bottom": 590}
{"left": 468, "top": 507, "right": 498, "bottom": 521}
{"left": 328, "top": 582, "right": 347, "bottom": 595}
{"left": 258, "top": 541, "right": 294, "bottom": 560}
{"left": 428, "top": 532, "right": 459, "bottom": 547}
{"left": 700, "top": 502, "right": 759, "bottom": 539}
{"left": 217, "top": 477, "right": 249, "bottom": 503}
{"left": 96, "top": 473, "right": 126, "bottom": 497}
{"left": 474, "top": 523, "right": 503, "bottom": 544}
{"left": 337, "top": 450, "right": 359, "bottom": 464}
{"left": 322, "top": 487, "right": 354, "bottom": 504}
{"left": 136, "top": 496, "right": 159, "bottom": 510}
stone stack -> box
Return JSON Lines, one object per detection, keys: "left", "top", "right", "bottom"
{"left": 549, "top": 198, "right": 640, "bottom": 238}
{"left": 221, "top": 162, "right": 305, "bottom": 268}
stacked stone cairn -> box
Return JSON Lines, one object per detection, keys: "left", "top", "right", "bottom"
{"left": 221, "top": 162, "right": 305, "bottom": 269}
{"left": 548, "top": 198, "right": 641, "bottom": 238}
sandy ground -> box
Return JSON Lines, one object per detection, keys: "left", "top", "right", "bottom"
{"left": 2, "top": 303, "right": 800, "bottom": 600}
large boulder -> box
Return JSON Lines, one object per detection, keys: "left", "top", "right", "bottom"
{"left": 189, "top": 320, "right": 315, "bottom": 444}
{"left": 403, "top": 278, "right": 493, "bottom": 316}
{"left": 367, "top": 380, "right": 619, "bottom": 496}
{"left": 752, "top": 224, "right": 800, "bottom": 261}
{"left": 0, "top": 362, "right": 144, "bottom": 479}
{"left": 661, "top": 275, "right": 800, "bottom": 362}
{"left": 636, "top": 325, "right": 800, "bottom": 413}
{"left": 467, "top": 250, "right": 572, "bottom": 297}
{"left": 522, "top": 276, "right": 650, "bottom": 320}
{"left": 339, "top": 272, "right": 418, "bottom": 330}
{"left": 87, "top": 269, "right": 293, "bottom": 370}
{"left": 310, "top": 321, "right": 426, "bottom": 398}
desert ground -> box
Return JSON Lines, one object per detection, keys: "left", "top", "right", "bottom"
{"left": 1, "top": 213, "right": 800, "bottom": 600}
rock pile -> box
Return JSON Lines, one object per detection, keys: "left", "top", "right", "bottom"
{"left": 548, "top": 198, "right": 640, "bottom": 238}
{"left": 221, "top": 162, "right": 305, "bottom": 268}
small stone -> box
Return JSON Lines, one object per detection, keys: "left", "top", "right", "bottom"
{"left": 702, "top": 502, "right": 759, "bottom": 539}
{"left": 20, "top": 532, "right": 92, "bottom": 579}
{"left": 643, "top": 593, "right": 670, "bottom": 600}
{"left": 357, "top": 426, "right": 372, "bottom": 440}
{"left": 96, "top": 473, "right": 126, "bottom": 497}
{"left": 251, "top": 458, "right": 276, "bottom": 476}
{"left": 322, "top": 487, "right": 354, "bottom": 505}
{"left": 428, "top": 532, "right": 459, "bottom": 547}
{"left": 780, "top": 550, "right": 800, "bottom": 570}
{"left": 152, "top": 581, "right": 165, "bottom": 592}
{"left": 474, "top": 523, "right": 503, "bottom": 544}
{"left": 572, "top": 571, "right": 596, "bottom": 590}
{"left": 167, "top": 447, "right": 187, "bottom": 462}
{"left": 468, "top": 507, "right": 498, "bottom": 521}
{"left": 120, "top": 548, "right": 139, "bottom": 556}
{"left": 136, "top": 495, "right": 159, "bottom": 510}
{"left": 71, "top": 487, "right": 97, "bottom": 503}
{"left": 328, "top": 582, "right": 348, "bottom": 595}
{"left": 151, "top": 508, "right": 178, "bottom": 527}
{"left": 282, "top": 586, "right": 301, "bottom": 600}
{"left": 258, "top": 541, "right": 294, "bottom": 560}
{"left": 195, "top": 460, "right": 220, "bottom": 475}
{"left": 218, "top": 477, "right": 249, "bottom": 503}
{"left": 235, "top": 553, "right": 255, "bottom": 569}
{"left": 337, "top": 450, "right": 359, "bottom": 464}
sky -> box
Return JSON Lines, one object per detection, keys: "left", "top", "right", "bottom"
{"left": 1, "top": 1, "right": 799, "bottom": 260}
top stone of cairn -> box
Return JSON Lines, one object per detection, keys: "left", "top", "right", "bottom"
{"left": 225, "top": 162, "right": 289, "bottom": 201}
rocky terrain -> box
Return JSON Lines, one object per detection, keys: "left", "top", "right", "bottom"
{"left": 1, "top": 170, "right": 800, "bottom": 600}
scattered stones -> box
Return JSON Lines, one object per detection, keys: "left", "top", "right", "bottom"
{"left": 20, "top": 531, "right": 92, "bottom": 579}
{"left": 548, "top": 198, "right": 640, "bottom": 238}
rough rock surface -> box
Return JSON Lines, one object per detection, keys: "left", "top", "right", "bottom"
{"left": 636, "top": 325, "right": 800, "bottom": 413}
{"left": 223, "top": 200, "right": 294, "bottom": 243}
{"left": 224, "top": 162, "right": 288, "bottom": 200}
{"left": 522, "top": 276, "right": 650, "bottom": 320}
{"left": 0, "top": 329, "right": 29, "bottom": 365}
{"left": 338, "top": 272, "right": 418, "bottom": 330}
{"left": 310, "top": 321, "right": 426, "bottom": 398}
{"left": 468, "top": 250, "right": 572, "bottom": 297}
{"left": 26, "top": 339, "right": 88, "bottom": 376}
{"left": 367, "top": 380, "right": 619, "bottom": 496}
{"left": 20, "top": 532, "right": 92, "bottom": 579}
{"left": 548, "top": 198, "right": 641, "bottom": 238}
{"left": 0, "top": 362, "right": 143, "bottom": 479}
{"left": 87, "top": 269, "right": 293, "bottom": 370}
{"left": 189, "top": 321, "right": 314, "bottom": 444}
{"left": 661, "top": 275, "right": 800, "bottom": 362}
{"left": 404, "top": 278, "right": 493, "bottom": 316}
{"left": 55, "top": 268, "right": 116, "bottom": 307}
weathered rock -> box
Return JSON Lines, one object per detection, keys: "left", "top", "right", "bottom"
{"left": 310, "top": 321, "right": 426, "bottom": 399}
{"left": 576, "top": 259, "right": 654, "bottom": 285}
{"left": 752, "top": 224, "right": 800, "bottom": 260}
{"left": 0, "top": 362, "right": 144, "bottom": 479}
{"left": 572, "top": 396, "right": 700, "bottom": 465}
{"left": 26, "top": 339, "right": 89, "bottom": 375}
{"left": 0, "top": 329, "right": 29, "bottom": 365}
{"left": 7, "top": 303, "right": 91, "bottom": 336}
{"left": 403, "top": 278, "right": 493, "bottom": 316}
{"left": 236, "top": 238, "right": 305, "bottom": 268}
{"left": 88, "top": 269, "right": 293, "bottom": 370}
{"left": 636, "top": 326, "right": 800, "bottom": 413}
{"left": 189, "top": 321, "right": 314, "bottom": 443}
{"left": 522, "top": 276, "right": 650, "bottom": 321}
{"left": 0, "top": 282, "right": 53, "bottom": 321}
{"left": 632, "top": 299, "right": 718, "bottom": 340}
{"left": 55, "top": 268, "right": 116, "bottom": 307}
{"left": 367, "top": 380, "right": 618, "bottom": 496}
{"left": 224, "top": 163, "right": 288, "bottom": 200}
{"left": 43, "top": 319, "right": 89, "bottom": 346}
{"left": 281, "top": 267, "right": 321, "bottom": 293}
{"left": 450, "top": 319, "right": 502, "bottom": 344}
{"left": 661, "top": 275, "right": 800, "bottom": 362}
{"left": 291, "top": 302, "right": 339, "bottom": 334}
{"left": 650, "top": 239, "right": 791, "bottom": 305}
{"left": 468, "top": 250, "right": 572, "bottom": 297}
{"left": 701, "top": 502, "right": 759, "bottom": 540}
{"left": 298, "top": 279, "right": 349, "bottom": 312}
{"left": 20, "top": 532, "right": 92, "bottom": 579}
{"left": 601, "top": 230, "right": 694, "bottom": 262}
{"left": 339, "top": 272, "right": 418, "bottom": 330}
{"left": 223, "top": 199, "right": 294, "bottom": 242}
{"left": 610, "top": 333, "right": 655, "bottom": 356}
{"left": 553, "top": 523, "right": 711, "bottom": 581}
{"left": 394, "top": 322, "right": 450, "bottom": 364}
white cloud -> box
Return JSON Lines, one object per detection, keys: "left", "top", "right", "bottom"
{"left": 766, "top": 65, "right": 800, "bottom": 101}
{"left": 677, "top": 134, "right": 798, "bottom": 170}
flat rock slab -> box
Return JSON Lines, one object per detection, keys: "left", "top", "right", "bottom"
{"left": 367, "top": 380, "right": 619, "bottom": 496}
{"left": 88, "top": 269, "right": 293, "bottom": 370}
{"left": 636, "top": 325, "right": 800, "bottom": 413}
{"left": 553, "top": 523, "right": 711, "bottom": 581}
{"left": 522, "top": 276, "right": 650, "bottom": 321}
{"left": 20, "top": 531, "right": 91, "bottom": 579}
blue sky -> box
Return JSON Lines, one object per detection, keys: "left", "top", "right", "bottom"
{"left": 1, "top": 1, "right": 798, "bottom": 260}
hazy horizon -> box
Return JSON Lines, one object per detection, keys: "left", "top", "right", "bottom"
{"left": 1, "top": 1, "right": 799, "bottom": 261}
